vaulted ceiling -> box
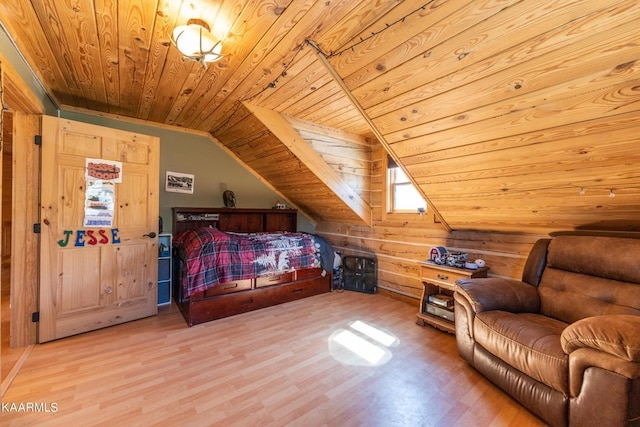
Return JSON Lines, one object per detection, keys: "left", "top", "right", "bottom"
{"left": 2, "top": 0, "right": 640, "bottom": 233}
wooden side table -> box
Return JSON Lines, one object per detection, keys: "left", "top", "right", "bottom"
{"left": 416, "top": 261, "right": 488, "bottom": 333}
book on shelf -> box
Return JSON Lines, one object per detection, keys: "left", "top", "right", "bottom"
{"left": 428, "top": 294, "right": 454, "bottom": 308}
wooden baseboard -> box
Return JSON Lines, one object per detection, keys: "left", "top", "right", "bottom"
{"left": 377, "top": 287, "right": 420, "bottom": 307}
{"left": 0, "top": 344, "right": 33, "bottom": 398}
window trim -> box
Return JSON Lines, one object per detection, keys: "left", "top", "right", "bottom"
{"left": 385, "top": 154, "right": 427, "bottom": 215}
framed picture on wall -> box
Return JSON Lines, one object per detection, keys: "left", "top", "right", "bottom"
{"left": 165, "top": 171, "right": 194, "bottom": 194}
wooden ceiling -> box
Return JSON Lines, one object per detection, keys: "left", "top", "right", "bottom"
{"left": 1, "top": 0, "right": 640, "bottom": 233}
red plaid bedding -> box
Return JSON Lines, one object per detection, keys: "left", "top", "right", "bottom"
{"left": 173, "top": 227, "right": 322, "bottom": 297}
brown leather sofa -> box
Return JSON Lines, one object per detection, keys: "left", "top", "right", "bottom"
{"left": 454, "top": 235, "right": 640, "bottom": 427}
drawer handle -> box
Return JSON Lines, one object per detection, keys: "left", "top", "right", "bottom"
{"left": 291, "top": 288, "right": 303, "bottom": 294}
{"left": 222, "top": 283, "right": 239, "bottom": 290}
{"left": 437, "top": 274, "right": 449, "bottom": 280}
{"left": 269, "top": 275, "right": 282, "bottom": 282}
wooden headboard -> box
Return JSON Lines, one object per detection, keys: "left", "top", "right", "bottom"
{"left": 172, "top": 207, "right": 298, "bottom": 235}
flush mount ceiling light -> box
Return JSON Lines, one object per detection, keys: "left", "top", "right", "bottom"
{"left": 171, "top": 18, "right": 223, "bottom": 66}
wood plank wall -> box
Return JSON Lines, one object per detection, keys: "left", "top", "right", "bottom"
{"left": 316, "top": 144, "right": 545, "bottom": 304}
{"left": 287, "top": 115, "right": 373, "bottom": 205}
{"left": 215, "top": 103, "right": 368, "bottom": 225}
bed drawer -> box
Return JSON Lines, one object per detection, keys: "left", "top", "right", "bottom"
{"left": 255, "top": 272, "right": 294, "bottom": 288}
{"left": 180, "top": 274, "right": 332, "bottom": 326}
{"left": 295, "top": 268, "right": 324, "bottom": 281}
{"left": 203, "top": 279, "right": 252, "bottom": 297}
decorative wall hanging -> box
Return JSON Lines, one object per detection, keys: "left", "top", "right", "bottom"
{"left": 166, "top": 171, "right": 194, "bottom": 194}
{"left": 84, "top": 158, "right": 121, "bottom": 227}
{"left": 57, "top": 228, "right": 121, "bottom": 247}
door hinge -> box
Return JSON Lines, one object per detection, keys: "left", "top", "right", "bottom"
{"left": 34, "top": 135, "right": 42, "bottom": 146}
{"left": 32, "top": 312, "right": 40, "bottom": 322}
{"left": 33, "top": 223, "right": 41, "bottom": 233}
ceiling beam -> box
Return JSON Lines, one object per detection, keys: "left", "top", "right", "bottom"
{"left": 305, "top": 40, "right": 451, "bottom": 232}
{"left": 243, "top": 102, "right": 372, "bottom": 226}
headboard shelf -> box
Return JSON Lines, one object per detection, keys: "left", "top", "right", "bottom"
{"left": 172, "top": 207, "right": 298, "bottom": 234}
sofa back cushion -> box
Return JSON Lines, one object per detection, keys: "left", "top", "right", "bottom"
{"left": 521, "top": 238, "right": 551, "bottom": 286}
{"left": 538, "top": 236, "right": 640, "bottom": 323}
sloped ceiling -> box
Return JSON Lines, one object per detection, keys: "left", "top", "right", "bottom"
{"left": 218, "top": 102, "right": 371, "bottom": 224}
{"left": 1, "top": 0, "right": 640, "bottom": 233}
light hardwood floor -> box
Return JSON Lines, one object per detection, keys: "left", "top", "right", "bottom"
{"left": 1, "top": 291, "right": 546, "bottom": 426}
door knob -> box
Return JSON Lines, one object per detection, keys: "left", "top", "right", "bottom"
{"left": 144, "top": 232, "right": 157, "bottom": 238}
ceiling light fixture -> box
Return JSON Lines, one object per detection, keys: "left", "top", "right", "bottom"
{"left": 171, "top": 19, "right": 223, "bottom": 66}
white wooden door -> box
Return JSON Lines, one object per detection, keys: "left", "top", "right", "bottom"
{"left": 39, "top": 117, "right": 159, "bottom": 342}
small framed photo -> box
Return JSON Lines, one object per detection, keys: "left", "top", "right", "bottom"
{"left": 165, "top": 171, "right": 194, "bottom": 194}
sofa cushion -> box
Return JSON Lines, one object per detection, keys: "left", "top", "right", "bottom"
{"left": 546, "top": 236, "right": 640, "bottom": 284}
{"left": 538, "top": 235, "right": 640, "bottom": 324}
{"left": 561, "top": 315, "right": 640, "bottom": 362}
{"left": 474, "top": 311, "right": 569, "bottom": 394}
{"left": 539, "top": 268, "right": 640, "bottom": 324}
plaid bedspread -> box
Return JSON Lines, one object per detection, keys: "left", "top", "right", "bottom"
{"left": 173, "top": 227, "right": 322, "bottom": 297}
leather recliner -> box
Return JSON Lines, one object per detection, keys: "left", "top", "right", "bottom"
{"left": 454, "top": 235, "right": 640, "bottom": 427}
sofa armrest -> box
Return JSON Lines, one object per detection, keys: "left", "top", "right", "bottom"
{"left": 561, "top": 314, "right": 640, "bottom": 362}
{"left": 455, "top": 277, "right": 540, "bottom": 314}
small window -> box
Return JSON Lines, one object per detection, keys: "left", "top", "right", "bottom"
{"left": 387, "top": 156, "right": 426, "bottom": 213}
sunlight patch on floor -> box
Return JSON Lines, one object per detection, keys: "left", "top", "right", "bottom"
{"left": 328, "top": 320, "right": 399, "bottom": 367}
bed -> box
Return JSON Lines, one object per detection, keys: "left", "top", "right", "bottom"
{"left": 171, "top": 207, "right": 333, "bottom": 326}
